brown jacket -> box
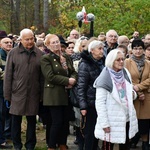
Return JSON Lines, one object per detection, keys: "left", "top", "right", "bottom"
{"left": 125, "top": 58, "right": 150, "bottom": 119}
{"left": 4, "top": 43, "right": 43, "bottom": 115}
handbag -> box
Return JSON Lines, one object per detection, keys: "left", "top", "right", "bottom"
{"left": 69, "top": 84, "right": 80, "bottom": 108}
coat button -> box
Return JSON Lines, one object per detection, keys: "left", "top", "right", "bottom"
{"left": 56, "top": 65, "right": 58, "bottom": 67}
{"left": 54, "top": 59, "right": 56, "bottom": 61}
{"left": 58, "top": 72, "right": 59, "bottom": 74}
{"left": 47, "top": 84, "right": 50, "bottom": 87}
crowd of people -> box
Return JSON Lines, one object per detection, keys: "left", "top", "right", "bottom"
{"left": 0, "top": 28, "right": 150, "bottom": 150}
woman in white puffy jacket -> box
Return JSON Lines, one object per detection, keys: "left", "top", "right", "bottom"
{"left": 94, "top": 49, "right": 138, "bottom": 150}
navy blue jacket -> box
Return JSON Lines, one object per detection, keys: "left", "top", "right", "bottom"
{"left": 78, "top": 50, "right": 105, "bottom": 110}
{"left": 0, "top": 48, "right": 7, "bottom": 97}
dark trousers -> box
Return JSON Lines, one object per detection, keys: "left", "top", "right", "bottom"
{"left": 82, "top": 107, "right": 98, "bottom": 150}
{"left": 102, "top": 122, "right": 130, "bottom": 150}
{"left": 47, "top": 106, "right": 69, "bottom": 148}
{"left": 0, "top": 97, "right": 5, "bottom": 144}
{"left": 76, "top": 127, "right": 84, "bottom": 150}
{"left": 130, "top": 119, "right": 150, "bottom": 146}
{"left": 3, "top": 101, "right": 12, "bottom": 139}
{"left": 11, "top": 115, "right": 36, "bottom": 149}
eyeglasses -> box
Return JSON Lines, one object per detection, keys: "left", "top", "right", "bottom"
{"left": 115, "top": 58, "right": 125, "bottom": 62}
{"left": 71, "top": 34, "right": 79, "bottom": 36}
{"left": 121, "top": 41, "right": 129, "bottom": 44}
{"left": 133, "top": 47, "right": 143, "bottom": 51}
{"left": 80, "top": 36, "right": 88, "bottom": 40}
{"left": 108, "top": 35, "right": 118, "bottom": 38}
{"left": 50, "top": 41, "right": 60, "bottom": 45}
{"left": 4, "top": 41, "right": 13, "bottom": 44}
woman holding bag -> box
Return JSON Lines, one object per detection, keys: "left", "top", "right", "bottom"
{"left": 94, "top": 49, "right": 138, "bottom": 150}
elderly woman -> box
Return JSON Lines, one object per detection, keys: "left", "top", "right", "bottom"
{"left": 94, "top": 49, "right": 138, "bottom": 150}
{"left": 40, "top": 34, "right": 77, "bottom": 150}
{"left": 125, "top": 39, "right": 150, "bottom": 150}
{"left": 78, "top": 40, "right": 105, "bottom": 150}
{"left": 145, "top": 43, "right": 150, "bottom": 61}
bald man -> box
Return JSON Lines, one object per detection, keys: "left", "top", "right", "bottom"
{"left": 144, "top": 34, "right": 150, "bottom": 44}
{"left": 4, "top": 28, "right": 43, "bottom": 150}
{"left": 69, "top": 29, "right": 79, "bottom": 40}
{"left": 0, "top": 37, "right": 13, "bottom": 149}
{"left": 118, "top": 35, "right": 129, "bottom": 47}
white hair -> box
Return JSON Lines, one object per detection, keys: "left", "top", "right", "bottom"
{"left": 20, "top": 28, "right": 34, "bottom": 39}
{"left": 88, "top": 40, "right": 104, "bottom": 53}
{"left": 73, "top": 38, "right": 81, "bottom": 53}
{"left": 105, "top": 49, "right": 124, "bottom": 69}
{"left": 106, "top": 29, "right": 118, "bottom": 38}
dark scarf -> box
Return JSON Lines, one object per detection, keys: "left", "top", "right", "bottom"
{"left": 131, "top": 54, "right": 145, "bottom": 74}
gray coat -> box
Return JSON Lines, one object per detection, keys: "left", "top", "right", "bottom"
{"left": 4, "top": 43, "right": 43, "bottom": 115}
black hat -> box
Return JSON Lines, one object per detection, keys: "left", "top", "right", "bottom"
{"left": 57, "top": 34, "right": 68, "bottom": 47}
{"left": 0, "top": 30, "right": 7, "bottom": 38}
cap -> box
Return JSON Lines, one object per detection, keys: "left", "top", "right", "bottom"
{"left": 57, "top": 34, "right": 68, "bottom": 47}
{"left": 0, "top": 30, "right": 7, "bottom": 38}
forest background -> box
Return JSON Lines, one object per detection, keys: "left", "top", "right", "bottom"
{"left": 0, "top": 0, "right": 149, "bottom": 38}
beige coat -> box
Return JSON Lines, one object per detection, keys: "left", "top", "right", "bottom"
{"left": 125, "top": 58, "right": 150, "bottom": 119}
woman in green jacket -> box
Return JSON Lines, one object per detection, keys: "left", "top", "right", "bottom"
{"left": 40, "top": 34, "right": 77, "bottom": 150}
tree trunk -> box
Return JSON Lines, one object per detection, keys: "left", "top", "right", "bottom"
{"left": 34, "top": 0, "right": 40, "bottom": 33}
{"left": 43, "top": 0, "right": 49, "bottom": 33}
{"left": 11, "top": 0, "right": 21, "bottom": 34}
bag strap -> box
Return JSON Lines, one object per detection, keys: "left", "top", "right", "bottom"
{"left": 80, "top": 115, "right": 86, "bottom": 137}
{"left": 104, "top": 133, "right": 111, "bottom": 150}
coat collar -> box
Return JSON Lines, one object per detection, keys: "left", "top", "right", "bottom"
{"left": 18, "top": 43, "right": 36, "bottom": 55}
{"left": 128, "top": 58, "right": 143, "bottom": 79}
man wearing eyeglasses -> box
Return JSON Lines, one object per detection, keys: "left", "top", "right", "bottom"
{"left": 68, "top": 29, "right": 79, "bottom": 40}
{"left": 104, "top": 29, "right": 118, "bottom": 57}
{"left": 0, "top": 37, "right": 13, "bottom": 149}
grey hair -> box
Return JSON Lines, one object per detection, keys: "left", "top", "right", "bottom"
{"left": 88, "top": 40, "right": 104, "bottom": 53}
{"left": 20, "top": 28, "right": 34, "bottom": 39}
{"left": 118, "top": 35, "right": 129, "bottom": 45}
{"left": 105, "top": 49, "right": 124, "bottom": 69}
{"left": 106, "top": 29, "right": 118, "bottom": 38}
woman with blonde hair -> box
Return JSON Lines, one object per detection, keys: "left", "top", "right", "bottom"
{"left": 41, "top": 34, "right": 77, "bottom": 150}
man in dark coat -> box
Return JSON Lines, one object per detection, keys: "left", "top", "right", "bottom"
{"left": 103, "top": 29, "right": 118, "bottom": 57}
{"left": 4, "top": 28, "right": 43, "bottom": 150}
{"left": 0, "top": 34, "right": 13, "bottom": 149}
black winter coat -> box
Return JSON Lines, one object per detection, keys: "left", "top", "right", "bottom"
{"left": 78, "top": 50, "right": 105, "bottom": 110}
